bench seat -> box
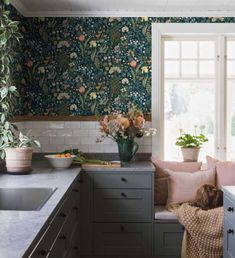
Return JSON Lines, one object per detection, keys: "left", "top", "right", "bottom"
{"left": 154, "top": 206, "right": 178, "bottom": 220}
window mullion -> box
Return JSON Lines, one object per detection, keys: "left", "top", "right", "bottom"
{"left": 216, "top": 35, "right": 226, "bottom": 160}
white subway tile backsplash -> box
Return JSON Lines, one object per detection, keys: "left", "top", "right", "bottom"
{"left": 65, "top": 121, "right": 81, "bottom": 129}
{"left": 80, "top": 121, "right": 97, "bottom": 129}
{"left": 37, "top": 136, "right": 50, "bottom": 144}
{"left": 31, "top": 121, "right": 49, "bottom": 129}
{"left": 56, "top": 129, "right": 73, "bottom": 137}
{"left": 16, "top": 121, "right": 152, "bottom": 153}
{"left": 77, "top": 145, "right": 89, "bottom": 152}
{"left": 66, "top": 136, "right": 81, "bottom": 145}
{"left": 73, "top": 129, "right": 89, "bottom": 136}
{"left": 89, "top": 129, "right": 100, "bottom": 136}
{"left": 81, "top": 136, "right": 97, "bottom": 145}
{"left": 104, "top": 144, "right": 118, "bottom": 153}
{"left": 41, "top": 144, "right": 57, "bottom": 153}
{"left": 88, "top": 144, "right": 105, "bottom": 152}
{"left": 50, "top": 136, "right": 65, "bottom": 145}
{"left": 48, "top": 121, "right": 65, "bottom": 129}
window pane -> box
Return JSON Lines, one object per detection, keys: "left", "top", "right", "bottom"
{"left": 227, "top": 80, "right": 235, "bottom": 160}
{"left": 164, "top": 81, "right": 215, "bottom": 161}
{"left": 164, "top": 41, "right": 180, "bottom": 59}
{"left": 181, "top": 41, "right": 197, "bottom": 59}
{"left": 227, "top": 61, "right": 235, "bottom": 77}
{"left": 199, "top": 41, "right": 215, "bottom": 59}
{"left": 181, "top": 61, "right": 197, "bottom": 77}
{"left": 227, "top": 41, "right": 235, "bottom": 59}
{"left": 164, "top": 61, "right": 180, "bottom": 78}
{"left": 199, "top": 61, "right": 215, "bottom": 77}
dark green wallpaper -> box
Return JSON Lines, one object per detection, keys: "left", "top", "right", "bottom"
{"left": 12, "top": 14, "right": 235, "bottom": 116}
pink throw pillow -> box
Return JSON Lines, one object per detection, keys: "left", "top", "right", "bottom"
{"left": 151, "top": 158, "right": 202, "bottom": 205}
{"left": 165, "top": 169, "right": 215, "bottom": 207}
{"left": 206, "top": 155, "right": 219, "bottom": 172}
{"left": 216, "top": 162, "right": 235, "bottom": 188}
{"left": 206, "top": 156, "right": 235, "bottom": 188}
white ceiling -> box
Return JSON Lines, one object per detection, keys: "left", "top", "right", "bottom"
{"left": 11, "top": 0, "right": 235, "bottom": 17}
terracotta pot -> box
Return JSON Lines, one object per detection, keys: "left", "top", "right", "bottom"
{"left": 5, "top": 147, "right": 33, "bottom": 174}
{"left": 181, "top": 148, "right": 200, "bottom": 162}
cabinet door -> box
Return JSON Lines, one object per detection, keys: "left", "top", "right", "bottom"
{"left": 224, "top": 218, "right": 235, "bottom": 258}
{"left": 93, "top": 223, "right": 152, "bottom": 257}
{"left": 80, "top": 172, "right": 93, "bottom": 256}
{"left": 154, "top": 221, "right": 184, "bottom": 258}
{"left": 224, "top": 196, "right": 235, "bottom": 225}
{"left": 94, "top": 189, "right": 152, "bottom": 222}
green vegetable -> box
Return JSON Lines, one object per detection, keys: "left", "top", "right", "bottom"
{"left": 62, "top": 149, "right": 109, "bottom": 165}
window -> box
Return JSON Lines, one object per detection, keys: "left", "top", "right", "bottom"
{"left": 152, "top": 24, "right": 235, "bottom": 161}
{"left": 163, "top": 37, "right": 216, "bottom": 160}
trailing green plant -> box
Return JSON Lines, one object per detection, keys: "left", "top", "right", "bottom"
{"left": 0, "top": 0, "right": 28, "bottom": 158}
{"left": 175, "top": 133, "right": 208, "bottom": 148}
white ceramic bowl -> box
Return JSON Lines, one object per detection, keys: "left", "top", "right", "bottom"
{"left": 45, "top": 154, "right": 76, "bottom": 169}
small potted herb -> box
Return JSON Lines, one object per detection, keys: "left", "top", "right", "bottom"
{"left": 176, "top": 128, "right": 208, "bottom": 162}
{"left": 2, "top": 132, "right": 40, "bottom": 174}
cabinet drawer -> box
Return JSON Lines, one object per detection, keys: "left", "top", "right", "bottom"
{"left": 94, "top": 189, "right": 152, "bottom": 222}
{"left": 224, "top": 196, "right": 235, "bottom": 225}
{"left": 93, "top": 223, "right": 152, "bottom": 257}
{"left": 224, "top": 218, "right": 235, "bottom": 258}
{"left": 154, "top": 222, "right": 184, "bottom": 258}
{"left": 93, "top": 173, "right": 152, "bottom": 189}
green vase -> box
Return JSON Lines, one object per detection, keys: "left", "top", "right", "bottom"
{"left": 117, "top": 138, "right": 139, "bottom": 163}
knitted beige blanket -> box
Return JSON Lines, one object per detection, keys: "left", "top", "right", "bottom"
{"left": 171, "top": 203, "right": 223, "bottom": 258}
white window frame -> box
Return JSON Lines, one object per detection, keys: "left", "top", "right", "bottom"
{"left": 151, "top": 23, "right": 235, "bottom": 160}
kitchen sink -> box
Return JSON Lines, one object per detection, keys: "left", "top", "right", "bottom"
{"left": 0, "top": 187, "right": 57, "bottom": 211}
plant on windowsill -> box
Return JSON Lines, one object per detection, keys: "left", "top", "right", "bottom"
{"left": 97, "top": 106, "right": 157, "bottom": 163}
{"left": 175, "top": 127, "right": 208, "bottom": 162}
{"left": 0, "top": 1, "right": 40, "bottom": 174}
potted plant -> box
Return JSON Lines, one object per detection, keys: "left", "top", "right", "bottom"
{"left": 98, "top": 106, "right": 157, "bottom": 163}
{"left": 175, "top": 130, "right": 208, "bottom": 162}
{"left": 3, "top": 132, "right": 40, "bottom": 174}
{"left": 0, "top": 1, "right": 40, "bottom": 174}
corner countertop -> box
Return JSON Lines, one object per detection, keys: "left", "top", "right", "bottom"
{"left": 0, "top": 161, "right": 81, "bottom": 258}
{"left": 82, "top": 161, "right": 155, "bottom": 172}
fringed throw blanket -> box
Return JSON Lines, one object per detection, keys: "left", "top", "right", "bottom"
{"left": 170, "top": 203, "right": 223, "bottom": 258}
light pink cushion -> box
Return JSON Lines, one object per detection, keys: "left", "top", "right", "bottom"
{"left": 151, "top": 158, "right": 202, "bottom": 205}
{"left": 206, "top": 155, "right": 219, "bottom": 172}
{"left": 206, "top": 156, "right": 235, "bottom": 188}
{"left": 165, "top": 169, "right": 215, "bottom": 207}
{"left": 216, "top": 162, "right": 235, "bottom": 188}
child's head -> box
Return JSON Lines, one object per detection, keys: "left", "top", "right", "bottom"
{"left": 194, "top": 184, "right": 223, "bottom": 210}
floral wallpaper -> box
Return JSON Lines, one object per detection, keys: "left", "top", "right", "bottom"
{"left": 12, "top": 14, "right": 235, "bottom": 116}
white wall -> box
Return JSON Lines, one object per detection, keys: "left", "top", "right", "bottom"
{"left": 16, "top": 121, "right": 152, "bottom": 153}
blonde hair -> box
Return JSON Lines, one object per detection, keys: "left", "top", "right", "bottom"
{"left": 194, "top": 184, "right": 223, "bottom": 210}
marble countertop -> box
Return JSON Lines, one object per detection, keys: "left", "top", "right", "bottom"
{"left": 222, "top": 186, "right": 235, "bottom": 200}
{"left": 0, "top": 161, "right": 81, "bottom": 258}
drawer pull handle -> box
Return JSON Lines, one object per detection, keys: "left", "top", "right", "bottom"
{"left": 73, "top": 206, "right": 79, "bottom": 210}
{"left": 73, "top": 189, "right": 79, "bottom": 192}
{"left": 78, "top": 179, "right": 83, "bottom": 183}
{"left": 121, "top": 177, "right": 127, "bottom": 182}
{"left": 121, "top": 192, "right": 127, "bottom": 197}
{"left": 58, "top": 212, "right": 67, "bottom": 218}
{"left": 37, "top": 249, "right": 48, "bottom": 256}
{"left": 227, "top": 207, "right": 234, "bottom": 212}
{"left": 73, "top": 246, "right": 79, "bottom": 250}
{"left": 228, "top": 229, "right": 234, "bottom": 234}
{"left": 120, "top": 225, "right": 125, "bottom": 232}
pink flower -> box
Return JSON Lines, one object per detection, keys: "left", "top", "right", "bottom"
{"left": 130, "top": 60, "right": 137, "bottom": 68}
{"left": 78, "top": 86, "right": 85, "bottom": 94}
{"left": 27, "top": 60, "right": 34, "bottom": 68}
{"left": 78, "top": 34, "right": 85, "bottom": 42}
